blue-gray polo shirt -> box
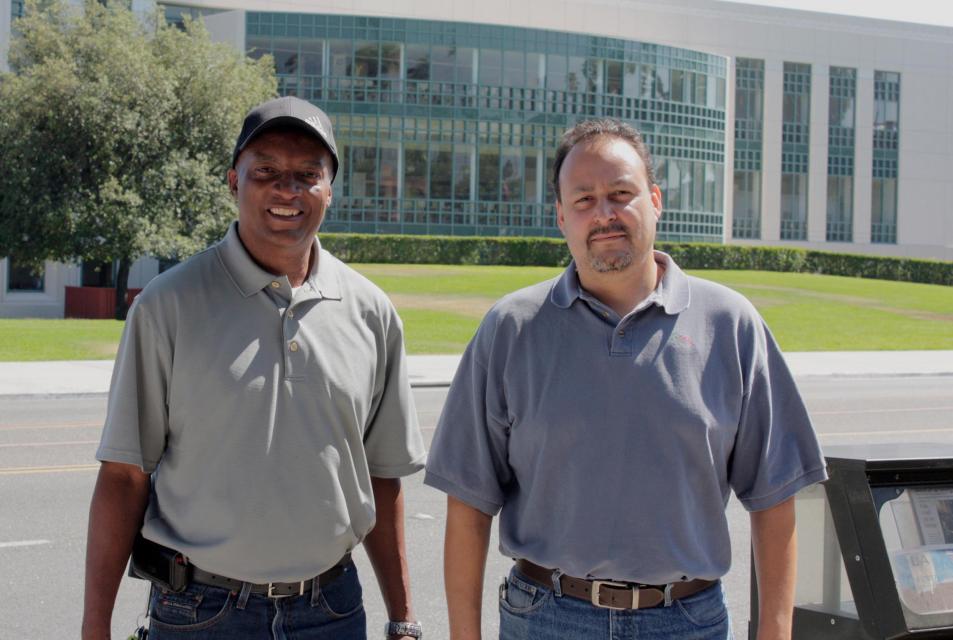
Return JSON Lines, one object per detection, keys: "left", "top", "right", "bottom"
{"left": 424, "top": 252, "right": 827, "bottom": 585}
{"left": 97, "top": 222, "right": 426, "bottom": 583}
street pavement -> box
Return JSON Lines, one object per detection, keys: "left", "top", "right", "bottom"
{"left": 1, "top": 351, "right": 952, "bottom": 396}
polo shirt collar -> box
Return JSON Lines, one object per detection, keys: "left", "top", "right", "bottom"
{"left": 216, "top": 221, "right": 342, "bottom": 301}
{"left": 550, "top": 250, "right": 691, "bottom": 315}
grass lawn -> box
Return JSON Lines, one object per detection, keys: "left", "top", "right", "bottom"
{"left": 0, "top": 265, "right": 950, "bottom": 359}
{"left": 0, "top": 319, "right": 125, "bottom": 361}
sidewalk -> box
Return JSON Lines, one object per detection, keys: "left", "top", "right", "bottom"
{"left": 0, "top": 351, "right": 950, "bottom": 397}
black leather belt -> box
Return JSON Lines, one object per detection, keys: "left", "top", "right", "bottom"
{"left": 191, "top": 553, "right": 351, "bottom": 598}
{"left": 515, "top": 559, "right": 715, "bottom": 610}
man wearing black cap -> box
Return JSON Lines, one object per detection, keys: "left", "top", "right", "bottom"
{"left": 82, "top": 97, "right": 426, "bottom": 640}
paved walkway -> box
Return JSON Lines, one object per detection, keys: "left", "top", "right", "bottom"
{"left": 0, "top": 351, "right": 950, "bottom": 397}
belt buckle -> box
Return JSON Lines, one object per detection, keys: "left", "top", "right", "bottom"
{"left": 267, "top": 581, "right": 305, "bottom": 598}
{"left": 590, "top": 580, "right": 639, "bottom": 610}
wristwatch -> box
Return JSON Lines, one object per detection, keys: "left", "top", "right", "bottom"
{"left": 385, "top": 620, "right": 423, "bottom": 638}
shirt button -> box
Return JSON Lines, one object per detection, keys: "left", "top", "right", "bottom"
{"left": 618, "top": 330, "right": 625, "bottom": 336}
{"left": 271, "top": 281, "right": 280, "bottom": 289}
{"left": 289, "top": 341, "right": 299, "bottom": 352}
{"left": 287, "top": 309, "right": 294, "bottom": 319}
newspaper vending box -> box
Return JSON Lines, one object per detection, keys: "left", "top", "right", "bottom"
{"left": 750, "top": 444, "right": 953, "bottom": 640}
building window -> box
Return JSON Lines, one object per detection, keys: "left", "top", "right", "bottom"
{"left": 826, "top": 175, "right": 853, "bottom": 242}
{"left": 871, "top": 177, "right": 898, "bottom": 244}
{"left": 733, "top": 58, "right": 764, "bottom": 239}
{"left": 781, "top": 62, "right": 810, "bottom": 241}
{"left": 243, "top": 13, "right": 727, "bottom": 240}
{"left": 733, "top": 171, "right": 762, "bottom": 239}
{"left": 7, "top": 260, "right": 45, "bottom": 292}
{"left": 826, "top": 67, "right": 856, "bottom": 242}
{"left": 12, "top": 0, "right": 25, "bottom": 19}
{"left": 872, "top": 71, "right": 900, "bottom": 244}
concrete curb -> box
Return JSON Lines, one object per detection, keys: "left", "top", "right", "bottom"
{"left": 1, "top": 351, "right": 951, "bottom": 398}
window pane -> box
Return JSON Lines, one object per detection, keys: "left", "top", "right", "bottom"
{"left": 501, "top": 150, "right": 523, "bottom": 202}
{"left": 301, "top": 39, "right": 323, "bottom": 75}
{"left": 503, "top": 51, "right": 524, "bottom": 87}
{"left": 478, "top": 151, "right": 500, "bottom": 200}
{"left": 273, "top": 37, "right": 299, "bottom": 75}
{"left": 8, "top": 260, "right": 45, "bottom": 292}
{"left": 546, "top": 54, "right": 567, "bottom": 90}
{"left": 430, "top": 146, "right": 453, "bottom": 199}
{"left": 524, "top": 154, "right": 538, "bottom": 202}
{"left": 404, "top": 146, "right": 428, "bottom": 198}
{"left": 454, "top": 148, "right": 472, "bottom": 200}
{"left": 407, "top": 44, "right": 430, "bottom": 80}
{"left": 354, "top": 146, "right": 380, "bottom": 197}
{"left": 380, "top": 146, "right": 399, "bottom": 198}
{"left": 479, "top": 50, "right": 502, "bottom": 85}
{"left": 329, "top": 40, "right": 352, "bottom": 76}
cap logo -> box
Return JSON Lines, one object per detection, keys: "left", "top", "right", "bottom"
{"left": 304, "top": 115, "right": 328, "bottom": 140}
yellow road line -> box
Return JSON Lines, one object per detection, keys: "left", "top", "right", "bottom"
{"left": 0, "top": 440, "right": 99, "bottom": 448}
{"left": 820, "top": 426, "right": 953, "bottom": 438}
{"left": 812, "top": 406, "right": 953, "bottom": 416}
{"left": 0, "top": 463, "right": 99, "bottom": 476}
{"left": 0, "top": 422, "right": 101, "bottom": 431}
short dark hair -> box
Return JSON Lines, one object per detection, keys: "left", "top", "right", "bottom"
{"left": 551, "top": 119, "right": 656, "bottom": 202}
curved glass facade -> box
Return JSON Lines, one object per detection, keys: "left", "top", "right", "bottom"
{"left": 246, "top": 14, "right": 727, "bottom": 241}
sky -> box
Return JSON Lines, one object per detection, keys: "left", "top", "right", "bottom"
{"left": 717, "top": 0, "right": 953, "bottom": 29}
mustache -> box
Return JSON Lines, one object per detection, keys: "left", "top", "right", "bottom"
{"left": 587, "top": 223, "right": 629, "bottom": 242}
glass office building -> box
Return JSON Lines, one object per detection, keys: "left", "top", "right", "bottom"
{"left": 245, "top": 14, "right": 727, "bottom": 241}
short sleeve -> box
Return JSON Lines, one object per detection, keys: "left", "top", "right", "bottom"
{"left": 362, "top": 308, "right": 426, "bottom": 478}
{"left": 729, "top": 319, "right": 828, "bottom": 511}
{"left": 95, "top": 298, "right": 172, "bottom": 473}
{"left": 424, "top": 319, "right": 512, "bottom": 516}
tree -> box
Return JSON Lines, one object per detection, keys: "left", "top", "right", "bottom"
{"left": 0, "top": 0, "right": 276, "bottom": 318}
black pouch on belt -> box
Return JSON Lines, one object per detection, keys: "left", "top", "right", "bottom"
{"left": 128, "top": 533, "right": 190, "bottom": 593}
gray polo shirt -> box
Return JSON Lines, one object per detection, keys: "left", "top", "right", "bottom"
{"left": 424, "top": 252, "right": 827, "bottom": 585}
{"left": 97, "top": 222, "right": 425, "bottom": 583}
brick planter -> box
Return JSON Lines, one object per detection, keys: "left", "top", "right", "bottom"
{"left": 64, "top": 286, "right": 142, "bottom": 319}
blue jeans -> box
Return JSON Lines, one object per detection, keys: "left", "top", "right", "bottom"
{"left": 499, "top": 567, "right": 734, "bottom": 640}
{"left": 147, "top": 561, "right": 365, "bottom": 639}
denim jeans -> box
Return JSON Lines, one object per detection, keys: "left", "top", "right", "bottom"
{"left": 499, "top": 567, "right": 734, "bottom": 640}
{"left": 147, "top": 561, "right": 365, "bottom": 639}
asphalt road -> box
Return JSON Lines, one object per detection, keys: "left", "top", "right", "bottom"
{"left": 1, "top": 376, "right": 952, "bottom": 639}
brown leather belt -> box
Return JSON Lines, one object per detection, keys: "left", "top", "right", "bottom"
{"left": 191, "top": 553, "right": 351, "bottom": 598}
{"left": 515, "top": 559, "right": 715, "bottom": 610}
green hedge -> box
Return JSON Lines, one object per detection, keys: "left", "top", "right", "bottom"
{"left": 320, "top": 233, "right": 953, "bottom": 286}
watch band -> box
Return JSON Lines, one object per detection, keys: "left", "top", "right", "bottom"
{"left": 385, "top": 620, "right": 423, "bottom": 638}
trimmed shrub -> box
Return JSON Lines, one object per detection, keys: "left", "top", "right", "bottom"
{"left": 320, "top": 233, "right": 953, "bottom": 286}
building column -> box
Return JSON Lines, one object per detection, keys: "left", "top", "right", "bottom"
{"left": 760, "top": 59, "right": 784, "bottom": 242}
{"left": 854, "top": 68, "right": 874, "bottom": 245}
{"left": 808, "top": 66, "right": 829, "bottom": 243}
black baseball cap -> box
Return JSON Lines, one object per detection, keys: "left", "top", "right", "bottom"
{"left": 232, "top": 96, "right": 339, "bottom": 182}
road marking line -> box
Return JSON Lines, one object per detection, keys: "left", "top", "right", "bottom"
{"left": 0, "top": 539, "right": 52, "bottom": 549}
{"left": 820, "top": 427, "right": 953, "bottom": 438}
{"left": 813, "top": 406, "right": 953, "bottom": 416}
{"left": 0, "top": 440, "right": 99, "bottom": 448}
{"left": 0, "top": 463, "right": 99, "bottom": 476}
{"left": 0, "top": 422, "right": 101, "bottom": 431}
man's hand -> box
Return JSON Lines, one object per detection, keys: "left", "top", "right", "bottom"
{"left": 82, "top": 461, "right": 151, "bottom": 640}
{"left": 365, "top": 477, "right": 416, "bottom": 625}
{"left": 445, "top": 495, "right": 492, "bottom": 640}
{"left": 751, "top": 497, "right": 797, "bottom": 640}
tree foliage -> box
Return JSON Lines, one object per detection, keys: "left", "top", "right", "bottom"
{"left": 0, "top": 0, "right": 276, "bottom": 317}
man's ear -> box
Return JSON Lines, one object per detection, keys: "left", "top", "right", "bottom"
{"left": 227, "top": 168, "right": 238, "bottom": 197}
{"left": 651, "top": 183, "right": 663, "bottom": 221}
{"left": 555, "top": 198, "right": 566, "bottom": 236}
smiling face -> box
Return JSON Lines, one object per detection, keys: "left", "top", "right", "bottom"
{"left": 556, "top": 135, "right": 662, "bottom": 280}
{"left": 227, "top": 127, "right": 334, "bottom": 271}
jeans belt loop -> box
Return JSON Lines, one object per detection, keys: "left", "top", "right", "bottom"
{"left": 663, "top": 583, "right": 674, "bottom": 607}
{"left": 550, "top": 569, "right": 564, "bottom": 598}
{"left": 236, "top": 582, "right": 252, "bottom": 610}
